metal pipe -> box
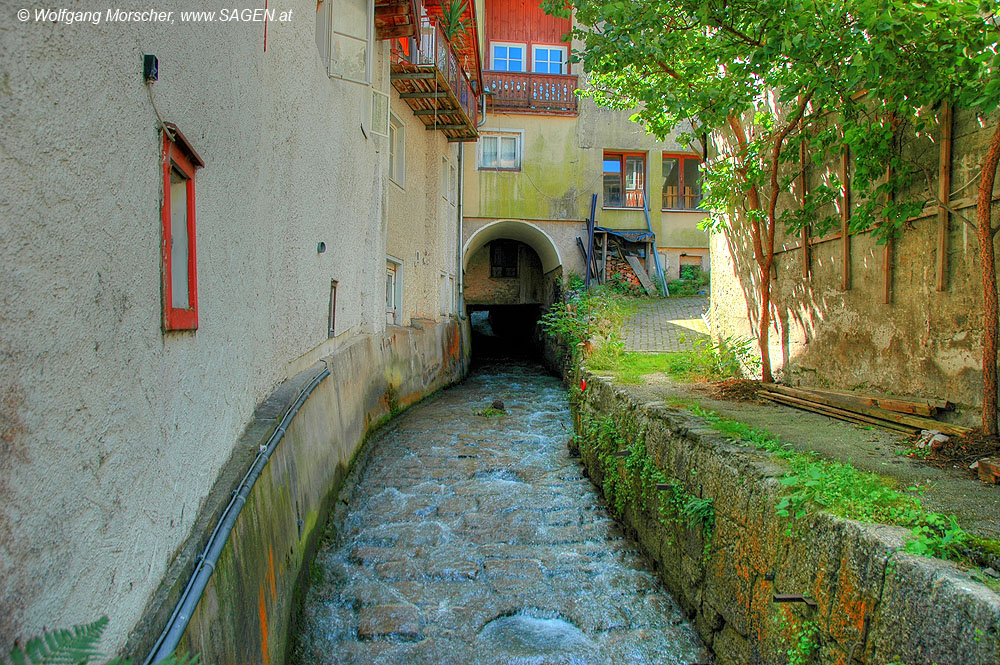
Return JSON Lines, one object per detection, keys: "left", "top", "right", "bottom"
{"left": 457, "top": 142, "right": 465, "bottom": 315}
{"left": 145, "top": 363, "right": 331, "bottom": 664}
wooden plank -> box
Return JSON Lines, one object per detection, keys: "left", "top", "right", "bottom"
{"left": 602, "top": 232, "right": 608, "bottom": 284}
{"left": 936, "top": 102, "right": 953, "bottom": 292}
{"left": 788, "top": 385, "right": 951, "bottom": 412}
{"left": 375, "top": 1, "right": 411, "bottom": 17}
{"left": 761, "top": 392, "right": 919, "bottom": 434}
{"left": 400, "top": 91, "right": 450, "bottom": 99}
{"left": 626, "top": 255, "right": 657, "bottom": 295}
{"left": 841, "top": 148, "right": 851, "bottom": 290}
{"left": 377, "top": 23, "right": 416, "bottom": 39}
{"left": 391, "top": 72, "right": 438, "bottom": 81}
{"left": 762, "top": 384, "right": 971, "bottom": 435}
{"left": 425, "top": 124, "right": 469, "bottom": 130}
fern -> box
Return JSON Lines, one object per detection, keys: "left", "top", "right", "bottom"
{"left": 5, "top": 617, "right": 107, "bottom": 665}
{"left": 3, "top": 617, "right": 201, "bottom": 665}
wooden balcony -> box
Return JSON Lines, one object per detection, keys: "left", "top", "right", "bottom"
{"left": 390, "top": 18, "right": 479, "bottom": 142}
{"left": 483, "top": 71, "right": 578, "bottom": 116}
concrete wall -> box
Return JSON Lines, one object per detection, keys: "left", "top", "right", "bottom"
{"left": 0, "top": 2, "right": 470, "bottom": 654}
{"left": 710, "top": 109, "right": 999, "bottom": 414}
{"left": 575, "top": 369, "right": 1000, "bottom": 665}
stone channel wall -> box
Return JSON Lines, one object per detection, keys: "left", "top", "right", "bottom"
{"left": 126, "top": 319, "right": 470, "bottom": 665}
{"left": 574, "top": 369, "right": 1000, "bottom": 665}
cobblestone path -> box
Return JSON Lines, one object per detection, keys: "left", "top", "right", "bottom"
{"left": 623, "top": 297, "right": 710, "bottom": 353}
{"left": 293, "top": 364, "right": 709, "bottom": 665}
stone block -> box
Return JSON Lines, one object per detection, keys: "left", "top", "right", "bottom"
{"left": 358, "top": 604, "right": 421, "bottom": 641}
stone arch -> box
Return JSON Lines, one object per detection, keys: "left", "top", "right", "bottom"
{"left": 462, "top": 220, "right": 563, "bottom": 274}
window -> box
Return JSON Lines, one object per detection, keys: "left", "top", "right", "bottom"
{"left": 388, "top": 113, "right": 405, "bottom": 187}
{"left": 315, "top": 0, "right": 373, "bottom": 84}
{"left": 479, "top": 131, "right": 521, "bottom": 170}
{"left": 532, "top": 45, "right": 567, "bottom": 74}
{"left": 327, "top": 280, "right": 338, "bottom": 337}
{"left": 603, "top": 152, "right": 645, "bottom": 208}
{"left": 160, "top": 124, "right": 204, "bottom": 331}
{"left": 450, "top": 162, "right": 458, "bottom": 205}
{"left": 662, "top": 154, "right": 703, "bottom": 210}
{"left": 490, "top": 240, "right": 518, "bottom": 278}
{"left": 490, "top": 42, "right": 526, "bottom": 72}
{"left": 386, "top": 258, "right": 402, "bottom": 325}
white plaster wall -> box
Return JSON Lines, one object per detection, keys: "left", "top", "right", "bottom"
{"left": 386, "top": 94, "right": 461, "bottom": 324}
{"left": 0, "top": 1, "right": 410, "bottom": 653}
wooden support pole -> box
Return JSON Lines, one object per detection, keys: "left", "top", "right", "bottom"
{"left": 883, "top": 164, "right": 892, "bottom": 305}
{"left": 936, "top": 102, "right": 953, "bottom": 292}
{"left": 602, "top": 232, "right": 608, "bottom": 283}
{"left": 841, "top": 149, "right": 851, "bottom": 290}
{"left": 800, "top": 134, "right": 810, "bottom": 279}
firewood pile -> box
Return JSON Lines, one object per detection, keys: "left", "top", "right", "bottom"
{"left": 605, "top": 256, "right": 643, "bottom": 288}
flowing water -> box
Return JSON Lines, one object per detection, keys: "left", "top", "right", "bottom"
{"left": 292, "top": 363, "right": 710, "bottom": 665}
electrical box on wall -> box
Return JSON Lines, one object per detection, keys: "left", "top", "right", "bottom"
{"left": 143, "top": 54, "right": 158, "bottom": 82}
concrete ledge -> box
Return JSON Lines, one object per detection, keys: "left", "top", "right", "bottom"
{"left": 575, "top": 369, "right": 1000, "bottom": 665}
{"left": 126, "top": 320, "right": 469, "bottom": 665}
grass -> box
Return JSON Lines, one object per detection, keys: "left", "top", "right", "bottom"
{"left": 691, "top": 404, "right": 1000, "bottom": 577}
{"left": 586, "top": 336, "right": 757, "bottom": 384}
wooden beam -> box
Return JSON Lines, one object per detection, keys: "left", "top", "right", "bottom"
{"left": 400, "top": 91, "right": 450, "bottom": 99}
{"left": 800, "top": 132, "right": 810, "bottom": 279}
{"left": 841, "top": 148, "right": 851, "bottom": 290}
{"left": 390, "top": 72, "right": 437, "bottom": 81}
{"left": 936, "top": 102, "right": 953, "bottom": 292}
{"left": 375, "top": 1, "right": 411, "bottom": 18}
{"left": 376, "top": 23, "right": 415, "bottom": 39}
{"left": 425, "top": 124, "right": 470, "bottom": 130}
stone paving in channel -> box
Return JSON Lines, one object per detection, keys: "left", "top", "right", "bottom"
{"left": 623, "top": 297, "right": 710, "bottom": 353}
{"left": 292, "top": 364, "right": 710, "bottom": 665}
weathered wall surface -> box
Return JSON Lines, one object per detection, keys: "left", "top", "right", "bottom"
{"left": 386, "top": 97, "right": 461, "bottom": 324}
{"left": 575, "top": 369, "right": 1000, "bottom": 665}
{"left": 463, "top": 240, "right": 547, "bottom": 305}
{"left": 0, "top": 2, "right": 465, "bottom": 653}
{"left": 129, "top": 319, "right": 469, "bottom": 665}
{"left": 710, "top": 109, "right": 999, "bottom": 414}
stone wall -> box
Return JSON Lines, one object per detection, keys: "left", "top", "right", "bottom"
{"left": 710, "top": 109, "right": 1000, "bottom": 417}
{"left": 126, "top": 318, "right": 469, "bottom": 665}
{"left": 574, "top": 369, "right": 1000, "bottom": 665}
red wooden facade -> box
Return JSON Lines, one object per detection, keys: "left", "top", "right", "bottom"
{"left": 484, "top": 0, "right": 571, "bottom": 60}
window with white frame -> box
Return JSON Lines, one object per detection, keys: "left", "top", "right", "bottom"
{"left": 386, "top": 257, "right": 402, "bottom": 325}
{"left": 490, "top": 42, "right": 526, "bottom": 72}
{"left": 315, "top": 0, "right": 374, "bottom": 84}
{"left": 532, "top": 45, "right": 567, "bottom": 74}
{"left": 479, "top": 131, "right": 521, "bottom": 170}
{"left": 388, "top": 113, "right": 405, "bottom": 187}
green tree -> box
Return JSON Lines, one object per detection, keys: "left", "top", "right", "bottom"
{"left": 550, "top": 0, "right": 999, "bottom": 431}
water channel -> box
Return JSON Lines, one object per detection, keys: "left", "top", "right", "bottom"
{"left": 292, "top": 363, "right": 710, "bottom": 664}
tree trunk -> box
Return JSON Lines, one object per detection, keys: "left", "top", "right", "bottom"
{"left": 758, "top": 260, "right": 774, "bottom": 382}
{"left": 977, "top": 121, "right": 1000, "bottom": 435}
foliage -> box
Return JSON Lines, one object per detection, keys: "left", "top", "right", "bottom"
{"left": 539, "top": 284, "right": 636, "bottom": 366}
{"left": 437, "top": 0, "right": 470, "bottom": 50}
{"left": 688, "top": 406, "right": 1000, "bottom": 569}
{"left": 474, "top": 407, "right": 506, "bottom": 418}
{"left": 782, "top": 617, "right": 820, "bottom": 665}
{"left": 3, "top": 617, "right": 201, "bottom": 665}
{"left": 576, "top": 411, "right": 714, "bottom": 558}
{"left": 667, "top": 266, "right": 709, "bottom": 297}
{"left": 605, "top": 272, "right": 643, "bottom": 297}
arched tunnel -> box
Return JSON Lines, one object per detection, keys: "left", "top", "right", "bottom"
{"left": 462, "top": 220, "right": 564, "bottom": 362}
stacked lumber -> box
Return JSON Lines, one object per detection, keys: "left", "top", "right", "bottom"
{"left": 760, "top": 384, "right": 971, "bottom": 436}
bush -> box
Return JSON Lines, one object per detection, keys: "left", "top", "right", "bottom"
{"left": 668, "top": 266, "right": 709, "bottom": 296}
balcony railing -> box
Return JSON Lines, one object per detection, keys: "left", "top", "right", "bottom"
{"left": 390, "top": 17, "right": 479, "bottom": 140}
{"left": 483, "top": 71, "right": 578, "bottom": 115}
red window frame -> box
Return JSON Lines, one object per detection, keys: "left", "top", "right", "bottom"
{"left": 161, "top": 124, "right": 204, "bottom": 331}
{"left": 661, "top": 152, "right": 703, "bottom": 211}
{"left": 603, "top": 151, "right": 646, "bottom": 209}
